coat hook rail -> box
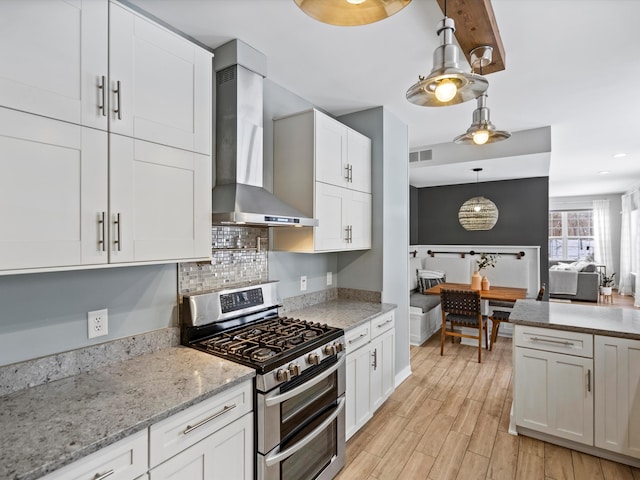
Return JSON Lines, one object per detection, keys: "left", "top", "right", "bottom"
{"left": 426, "top": 250, "right": 525, "bottom": 259}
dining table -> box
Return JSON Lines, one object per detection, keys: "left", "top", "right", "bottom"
{"left": 423, "top": 282, "right": 528, "bottom": 302}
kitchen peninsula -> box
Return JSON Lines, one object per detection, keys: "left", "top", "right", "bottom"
{"left": 509, "top": 300, "right": 640, "bottom": 468}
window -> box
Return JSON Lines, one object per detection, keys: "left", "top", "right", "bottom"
{"left": 548, "top": 210, "right": 594, "bottom": 260}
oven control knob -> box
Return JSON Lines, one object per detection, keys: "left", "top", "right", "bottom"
{"left": 334, "top": 342, "right": 345, "bottom": 353}
{"left": 307, "top": 353, "right": 321, "bottom": 366}
{"left": 289, "top": 363, "right": 302, "bottom": 376}
{"left": 276, "top": 368, "right": 291, "bottom": 382}
{"left": 323, "top": 344, "right": 337, "bottom": 356}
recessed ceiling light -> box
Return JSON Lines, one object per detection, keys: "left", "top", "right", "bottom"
{"left": 599, "top": 171, "right": 610, "bottom": 174}
{"left": 612, "top": 153, "right": 627, "bottom": 158}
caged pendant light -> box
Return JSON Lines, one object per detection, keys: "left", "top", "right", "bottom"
{"left": 458, "top": 168, "right": 499, "bottom": 231}
{"left": 293, "top": 0, "right": 412, "bottom": 26}
{"left": 406, "top": 0, "right": 488, "bottom": 107}
{"left": 454, "top": 46, "right": 511, "bottom": 145}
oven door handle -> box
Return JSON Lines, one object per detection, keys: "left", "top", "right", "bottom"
{"left": 265, "top": 396, "right": 345, "bottom": 467}
{"left": 265, "top": 354, "right": 345, "bottom": 407}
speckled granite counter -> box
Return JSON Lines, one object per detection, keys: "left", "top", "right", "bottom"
{"left": 0, "top": 347, "right": 255, "bottom": 480}
{"left": 287, "top": 299, "right": 397, "bottom": 331}
{"left": 510, "top": 299, "right": 640, "bottom": 339}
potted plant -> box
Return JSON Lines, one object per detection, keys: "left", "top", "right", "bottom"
{"left": 474, "top": 253, "right": 498, "bottom": 290}
{"left": 600, "top": 272, "right": 616, "bottom": 295}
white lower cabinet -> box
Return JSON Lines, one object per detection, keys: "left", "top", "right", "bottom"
{"left": 149, "top": 413, "right": 253, "bottom": 480}
{"left": 345, "top": 310, "right": 395, "bottom": 440}
{"left": 40, "top": 429, "right": 148, "bottom": 480}
{"left": 594, "top": 335, "right": 640, "bottom": 458}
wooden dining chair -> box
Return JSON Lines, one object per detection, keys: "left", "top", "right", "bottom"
{"left": 489, "top": 283, "right": 546, "bottom": 351}
{"left": 439, "top": 289, "right": 488, "bottom": 363}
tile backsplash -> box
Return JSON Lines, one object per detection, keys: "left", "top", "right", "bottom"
{"left": 179, "top": 226, "right": 269, "bottom": 295}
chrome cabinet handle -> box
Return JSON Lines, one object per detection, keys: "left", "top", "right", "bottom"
{"left": 344, "top": 164, "right": 350, "bottom": 181}
{"left": 348, "top": 332, "right": 367, "bottom": 344}
{"left": 98, "top": 76, "right": 107, "bottom": 117}
{"left": 93, "top": 469, "right": 114, "bottom": 480}
{"left": 114, "top": 213, "right": 121, "bottom": 251}
{"left": 183, "top": 404, "right": 237, "bottom": 435}
{"left": 349, "top": 225, "right": 353, "bottom": 243}
{"left": 372, "top": 349, "right": 377, "bottom": 370}
{"left": 113, "top": 80, "right": 122, "bottom": 120}
{"left": 345, "top": 226, "right": 350, "bottom": 242}
{"left": 377, "top": 318, "right": 393, "bottom": 328}
{"left": 265, "top": 397, "right": 345, "bottom": 467}
{"left": 349, "top": 164, "right": 353, "bottom": 182}
{"left": 587, "top": 369, "right": 591, "bottom": 393}
{"left": 529, "top": 336, "right": 574, "bottom": 347}
{"left": 98, "top": 212, "right": 106, "bottom": 252}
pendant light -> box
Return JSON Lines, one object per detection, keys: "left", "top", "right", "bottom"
{"left": 454, "top": 46, "right": 511, "bottom": 145}
{"left": 406, "top": 0, "right": 488, "bottom": 107}
{"left": 458, "top": 168, "right": 499, "bottom": 231}
{"left": 294, "top": 0, "right": 411, "bottom": 26}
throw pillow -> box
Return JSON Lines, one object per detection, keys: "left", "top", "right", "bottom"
{"left": 417, "top": 273, "right": 445, "bottom": 294}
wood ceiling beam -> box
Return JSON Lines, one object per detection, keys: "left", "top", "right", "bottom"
{"left": 435, "top": 0, "right": 505, "bottom": 74}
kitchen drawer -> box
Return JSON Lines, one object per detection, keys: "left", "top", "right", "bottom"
{"left": 370, "top": 311, "right": 395, "bottom": 339}
{"left": 515, "top": 325, "right": 593, "bottom": 358}
{"left": 345, "top": 321, "right": 371, "bottom": 353}
{"left": 149, "top": 380, "right": 252, "bottom": 467}
{"left": 41, "top": 429, "right": 147, "bottom": 480}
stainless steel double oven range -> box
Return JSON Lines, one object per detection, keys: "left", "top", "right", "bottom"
{"left": 182, "top": 281, "right": 345, "bottom": 480}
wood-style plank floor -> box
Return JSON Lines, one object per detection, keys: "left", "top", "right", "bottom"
{"left": 336, "top": 305, "right": 640, "bottom": 480}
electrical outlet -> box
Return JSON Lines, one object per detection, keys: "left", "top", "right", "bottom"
{"left": 88, "top": 309, "right": 108, "bottom": 339}
{"left": 300, "top": 275, "right": 307, "bottom": 291}
{"left": 327, "top": 271, "right": 333, "bottom": 286}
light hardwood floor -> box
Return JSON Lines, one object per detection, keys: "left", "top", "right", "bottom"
{"left": 337, "top": 323, "right": 640, "bottom": 480}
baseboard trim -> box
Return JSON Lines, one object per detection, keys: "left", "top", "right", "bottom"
{"left": 395, "top": 365, "right": 412, "bottom": 387}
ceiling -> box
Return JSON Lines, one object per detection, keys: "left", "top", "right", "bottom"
{"left": 128, "top": 0, "right": 640, "bottom": 198}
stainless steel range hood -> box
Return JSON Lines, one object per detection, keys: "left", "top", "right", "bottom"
{"left": 212, "top": 40, "right": 318, "bottom": 227}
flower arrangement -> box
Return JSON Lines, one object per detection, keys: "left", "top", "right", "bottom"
{"left": 601, "top": 272, "right": 616, "bottom": 287}
{"left": 476, "top": 253, "right": 498, "bottom": 272}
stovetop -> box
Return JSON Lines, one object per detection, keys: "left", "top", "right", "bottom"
{"left": 189, "top": 316, "right": 344, "bottom": 374}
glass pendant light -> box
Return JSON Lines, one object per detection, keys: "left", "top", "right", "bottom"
{"left": 294, "top": 0, "right": 411, "bottom": 26}
{"left": 406, "top": 0, "right": 488, "bottom": 107}
{"left": 458, "top": 168, "right": 499, "bottom": 231}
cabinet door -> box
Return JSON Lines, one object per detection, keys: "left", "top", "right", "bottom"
{"left": 315, "top": 111, "right": 348, "bottom": 188}
{"left": 346, "top": 346, "right": 372, "bottom": 440}
{"left": 314, "top": 182, "right": 347, "bottom": 251}
{"left": 370, "top": 328, "right": 395, "bottom": 412}
{"left": 150, "top": 413, "right": 253, "bottom": 480}
{"left": 109, "top": 3, "right": 212, "bottom": 154}
{"left": 109, "top": 135, "right": 211, "bottom": 263}
{"left": 515, "top": 347, "right": 593, "bottom": 445}
{"left": 595, "top": 336, "right": 640, "bottom": 458}
{"left": 347, "top": 190, "right": 372, "bottom": 250}
{"left": 0, "top": 0, "right": 108, "bottom": 130}
{"left": 347, "top": 130, "right": 371, "bottom": 193}
{"left": 0, "top": 108, "right": 108, "bottom": 272}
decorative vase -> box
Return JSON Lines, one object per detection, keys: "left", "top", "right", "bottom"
{"left": 471, "top": 271, "right": 482, "bottom": 290}
{"left": 482, "top": 276, "right": 490, "bottom": 290}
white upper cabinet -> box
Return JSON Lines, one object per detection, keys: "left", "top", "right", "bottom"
{"left": 0, "top": 0, "right": 108, "bottom": 130}
{"left": 109, "top": 3, "right": 211, "bottom": 154}
{"left": 273, "top": 109, "right": 372, "bottom": 253}
{"left": 0, "top": 107, "right": 108, "bottom": 272}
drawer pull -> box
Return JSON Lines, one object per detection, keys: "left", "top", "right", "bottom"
{"left": 93, "top": 469, "right": 114, "bottom": 480}
{"left": 348, "top": 332, "right": 368, "bottom": 344}
{"left": 98, "top": 76, "right": 107, "bottom": 117}
{"left": 529, "top": 336, "right": 574, "bottom": 347}
{"left": 587, "top": 369, "right": 591, "bottom": 393}
{"left": 372, "top": 348, "right": 377, "bottom": 370}
{"left": 183, "top": 403, "right": 237, "bottom": 435}
{"left": 377, "top": 319, "right": 393, "bottom": 328}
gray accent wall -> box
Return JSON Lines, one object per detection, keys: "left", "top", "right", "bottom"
{"left": 410, "top": 186, "right": 419, "bottom": 245}
{"left": 338, "top": 107, "right": 411, "bottom": 382}
{"left": 0, "top": 264, "right": 178, "bottom": 366}
{"left": 414, "top": 177, "right": 550, "bottom": 290}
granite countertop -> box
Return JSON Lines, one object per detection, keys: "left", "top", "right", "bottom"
{"left": 287, "top": 299, "right": 397, "bottom": 331}
{"left": 510, "top": 299, "right": 640, "bottom": 340}
{"left": 0, "top": 347, "right": 255, "bottom": 480}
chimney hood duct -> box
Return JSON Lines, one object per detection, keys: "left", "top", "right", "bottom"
{"left": 212, "top": 40, "right": 318, "bottom": 227}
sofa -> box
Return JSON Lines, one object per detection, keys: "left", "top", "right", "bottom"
{"left": 548, "top": 260, "right": 600, "bottom": 302}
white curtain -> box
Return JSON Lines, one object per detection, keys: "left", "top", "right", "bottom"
{"left": 618, "top": 189, "right": 640, "bottom": 306}
{"left": 592, "top": 199, "right": 613, "bottom": 278}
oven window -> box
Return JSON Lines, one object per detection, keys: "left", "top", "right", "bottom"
{"left": 281, "top": 413, "right": 337, "bottom": 480}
